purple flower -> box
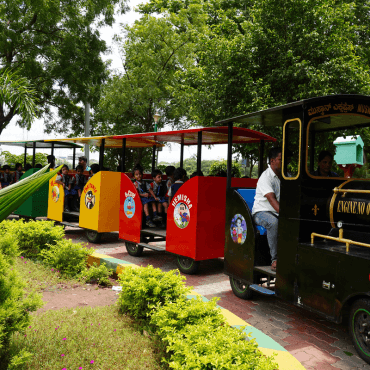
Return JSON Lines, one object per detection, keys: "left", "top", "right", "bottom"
{"left": 90, "top": 360, "right": 94, "bottom": 364}
{"left": 114, "top": 329, "right": 116, "bottom": 332}
{"left": 62, "top": 368, "right": 67, "bottom": 370}
{"left": 62, "top": 338, "right": 66, "bottom": 340}
{"left": 21, "top": 256, "right": 24, "bottom": 259}
{"left": 51, "top": 269, "right": 54, "bottom": 271}
{"left": 61, "top": 354, "right": 65, "bottom": 357}
{"left": 79, "top": 367, "right": 83, "bottom": 369}
{"left": 29, "top": 326, "right": 31, "bottom": 328}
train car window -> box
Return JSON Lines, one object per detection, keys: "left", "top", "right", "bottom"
{"left": 282, "top": 118, "right": 301, "bottom": 180}
{"left": 307, "top": 114, "right": 370, "bottom": 179}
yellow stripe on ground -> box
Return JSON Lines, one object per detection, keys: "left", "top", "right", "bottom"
{"left": 260, "top": 348, "right": 306, "bottom": 369}
{"left": 220, "top": 308, "right": 251, "bottom": 327}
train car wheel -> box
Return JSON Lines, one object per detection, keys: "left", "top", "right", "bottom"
{"left": 85, "top": 230, "right": 102, "bottom": 244}
{"left": 349, "top": 299, "right": 370, "bottom": 364}
{"left": 125, "top": 242, "right": 144, "bottom": 257}
{"left": 176, "top": 256, "right": 200, "bottom": 274}
{"left": 229, "top": 276, "right": 253, "bottom": 300}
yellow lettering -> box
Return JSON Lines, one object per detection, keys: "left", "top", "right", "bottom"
{"left": 359, "top": 202, "right": 365, "bottom": 215}
{"left": 337, "top": 201, "right": 342, "bottom": 213}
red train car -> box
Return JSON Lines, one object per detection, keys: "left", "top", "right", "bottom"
{"left": 115, "top": 127, "right": 275, "bottom": 273}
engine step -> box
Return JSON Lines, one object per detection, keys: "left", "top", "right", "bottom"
{"left": 249, "top": 284, "right": 275, "bottom": 295}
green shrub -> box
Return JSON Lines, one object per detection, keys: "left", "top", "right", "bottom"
{"left": 0, "top": 235, "right": 43, "bottom": 367}
{"left": 118, "top": 265, "right": 191, "bottom": 319}
{"left": 80, "top": 262, "right": 113, "bottom": 286}
{"left": 150, "top": 296, "right": 225, "bottom": 338}
{"left": 40, "top": 239, "right": 94, "bottom": 277}
{"left": 163, "top": 321, "right": 277, "bottom": 369}
{"left": 0, "top": 220, "right": 64, "bottom": 258}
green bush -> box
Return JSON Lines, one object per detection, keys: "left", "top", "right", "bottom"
{"left": 40, "top": 239, "right": 94, "bottom": 277}
{"left": 118, "top": 265, "right": 191, "bottom": 319}
{"left": 80, "top": 262, "right": 113, "bottom": 286}
{"left": 0, "top": 220, "right": 64, "bottom": 258}
{"left": 209, "top": 159, "right": 242, "bottom": 177}
{"left": 150, "top": 296, "right": 225, "bottom": 338}
{"left": 163, "top": 321, "right": 277, "bottom": 370}
{"left": 0, "top": 235, "right": 43, "bottom": 367}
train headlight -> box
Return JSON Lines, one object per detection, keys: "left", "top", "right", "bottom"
{"left": 337, "top": 221, "right": 343, "bottom": 228}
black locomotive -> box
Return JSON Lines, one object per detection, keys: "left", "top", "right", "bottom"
{"left": 218, "top": 95, "right": 370, "bottom": 364}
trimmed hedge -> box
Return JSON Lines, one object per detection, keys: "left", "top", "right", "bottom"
{"left": 118, "top": 266, "right": 278, "bottom": 370}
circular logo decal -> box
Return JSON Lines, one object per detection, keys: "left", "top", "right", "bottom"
{"left": 174, "top": 202, "right": 190, "bottom": 229}
{"left": 230, "top": 214, "right": 247, "bottom": 244}
{"left": 124, "top": 196, "right": 135, "bottom": 218}
{"left": 52, "top": 186, "right": 59, "bottom": 203}
{"left": 85, "top": 190, "right": 96, "bottom": 209}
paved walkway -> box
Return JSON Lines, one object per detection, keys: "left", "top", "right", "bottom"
{"left": 67, "top": 229, "right": 369, "bottom": 370}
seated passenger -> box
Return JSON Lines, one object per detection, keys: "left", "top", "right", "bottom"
{"left": 71, "top": 165, "right": 87, "bottom": 211}
{"left": 1, "top": 165, "right": 11, "bottom": 188}
{"left": 133, "top": 166, "right": 161, "bottom": 228}
{"left": 55, "top": 164, "right": 75, "bottom": 212}
{"left": 165, "top": 165, "right": 176, "bottom": 190}
{"left": 312, "top": 150, "right": 339, "bottom": 177}
{"left": 168, "top": 167, "right": 186, "bottom": 203}
{"left": 150, "top": 169, "right": 168, "bottom": 228}
{"left": 252, "top": 147, "right": 282, "bottom": 271}
{"left": 190, "top": 170, "right": 204, "bottom": 178}
{"left": 24, "top": 163, "right": 32, "bottom": 171}
{"left": 11, "top": 163, "right": 23, "bottom": 184}
{"left": 88, "top": 164, "right": 100, "bottom": 180}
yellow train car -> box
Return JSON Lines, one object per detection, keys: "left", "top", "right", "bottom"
{"left": 45, "top": 135, "right": 162, "bottom": 242}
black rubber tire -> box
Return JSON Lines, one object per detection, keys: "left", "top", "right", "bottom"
{"left": 176, "top": 256, "right": 200, "bottom": 274}
{"left": 349, "top": 298, "right": 370, "bottom": 364}
{"left": 125, "top": 242, "right": 144, "bottom": 257}
{"left": 229, "top": 276, "right": 253, "bottom": 300}
{"left": 85, "top": 229, "right": 102, "bottom": 243}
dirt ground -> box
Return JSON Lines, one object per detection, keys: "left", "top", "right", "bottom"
{"left": 36, "top": 283, "right": 119, "bottom": 314}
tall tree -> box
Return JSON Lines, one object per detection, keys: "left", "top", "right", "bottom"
{"left": 92, "top": 8, "right": 206, "bottom": 169}
{"left": 0, "top": 0, "right": 128, "bottom": 135}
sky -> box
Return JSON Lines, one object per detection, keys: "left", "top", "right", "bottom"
{"left": 0, "top": 0, "right": 229, "bottom": 164}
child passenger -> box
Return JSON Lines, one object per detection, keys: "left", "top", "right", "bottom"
{"left": 55, "top": 164, "right": 75, "bottom": 212}
{"left": 12, "top": 163, "right": 23, "bottom": 184}
{"left": 71, "top": 165, "right": 87, "bottom": 198}
{"left": 150, "top": 169, "right": 168, "bottom": 228}
{"left": 1, "top": 165, "right": 12, "bottom": 187}
{"left": 165, "top": 165, "right": 175, "bottom": 191}
{"left": 168, "top": 167, "right": 186, "bottom": 203}
{"left": 133, "top": 166, "right": 161, "bottom": 228}
{"left": 89, "top": 164, "right": 100, "bottom": 180}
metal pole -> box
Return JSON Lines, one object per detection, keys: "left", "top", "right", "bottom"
{"left": 180, "top": 137, "right": 184, "bottom": 168}
{"left": 23, "top": 144, "right": 27, "bottom": 168}
{"left": 152, "top": 145, "right": 156, "bottom": 172}
{"left": 197, "top": 131, "right": 202, "bottom": 174}
{"left": 51, "top": 142, "right": 54, "bottom": 157}
{"left": 32, "top": 142, "right": 36, "bottom": 168}
{"left": 227, "top": 123, "right": 233, "bottom": 190}
{"left": 84, "top": 101, "right": 90, "bottom": 165}
{"left": 310, "top": 131, "right": 315, "bottom": 173}
{"left": 99, "top": 139, "right": 105, "bottom": 170}
{"left": 72, "top": 148, "right": 76, "bottom": 169}
{"left": 121, "top": 138, "right": 126, "bottom": 172}
{"left": 258, "top": 140, "right": 265, "bottom": 177}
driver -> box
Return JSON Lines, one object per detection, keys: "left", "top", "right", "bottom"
{"left": 312, "top": 150, "right": 339, "bottom": 177}
{"left": 252, "top": 147, "right": 282, "bottom": 271}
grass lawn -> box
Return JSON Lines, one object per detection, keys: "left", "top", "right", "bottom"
{"left": 7, "top": 258, "right": 167, "bottom": 370}
{"left": 14, "top": 257, "right": 83, "bottom": 293}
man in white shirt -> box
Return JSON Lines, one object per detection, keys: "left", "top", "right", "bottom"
{"left": 252, "top": 147, "right": 282, "bottom": 271}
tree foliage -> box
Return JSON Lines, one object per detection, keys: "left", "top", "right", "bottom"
{"left": 0, "top": 0, "right": 128, "bottom": 135}
{"left": 0, "top": 151, "right": 48, "bottom": 167}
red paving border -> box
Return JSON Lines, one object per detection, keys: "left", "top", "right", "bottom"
{"left": 66, "top": 228, "right": 370, "bottom": 370}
